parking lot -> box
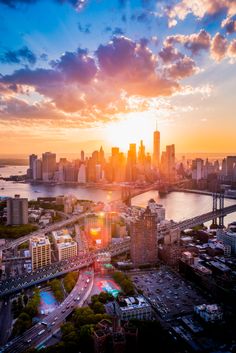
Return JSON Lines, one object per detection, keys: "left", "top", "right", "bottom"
{"left": 130, "top": 267, "right": 207, "bottom": 319}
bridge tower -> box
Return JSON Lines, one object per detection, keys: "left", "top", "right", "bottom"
{"left": 212, "top": 192, "right": 225, "bottom": 228}
{"left": 219, "top": 192, "right": 225, "bottom": 228}
{"left": 212, "top": 193, "right": 218, "bottom": 227}
{"left": 121, "top": 187, "right": 132, "bottom": 207}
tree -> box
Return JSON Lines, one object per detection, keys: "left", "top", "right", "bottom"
{"left": 23, "top": 294, "right": 28, "bottom": 306}
{"left": 91, "top": 301, "right": 105, "bottom": 314}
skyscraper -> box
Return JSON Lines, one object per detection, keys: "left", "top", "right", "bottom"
{"left": 126, "top": 143, "right": 137, "bottom": 182}
{"left": 32, "top": 158, "right": 42, "bottom": 180}
{"left": 29, "top": 154, "right": 37, "bottom": 179}
{"left": 161, "top": 144, "right": 176, "bottom": 181}
{"left": 42, "top": 152, "right": 56, "bottom": 181}
{"left": 130, "top": 206, "right": 157, "bottom": 267}
{"left": 153, "top": 128, "right": 160, "bottom": 169}
{"left": 138, "top": 140, "right": 145, "bottom": 165}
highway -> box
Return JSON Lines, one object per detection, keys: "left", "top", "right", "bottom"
{"left": 1, "top": 267, "right": 94, "bottom": 353}
{"left": 0, "top": 239, "right": 130, "bottom": 297}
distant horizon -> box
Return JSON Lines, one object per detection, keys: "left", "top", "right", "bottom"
{"left": 0, "top": 151, "right": 236, "bottom": 163}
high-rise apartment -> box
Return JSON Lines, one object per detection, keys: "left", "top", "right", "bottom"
{"left": 7, "top": 195, "right": 28, "bottom": 225}
{"left": 130, "top": 206, "right": 157, "bottom": 266}
{"left": 30, "top": 236, "right": 51, "bottom": 271}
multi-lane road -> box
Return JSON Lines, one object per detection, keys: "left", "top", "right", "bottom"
{"left": 0, "top": 239, "right": 130, "bottom": 297}
{"left": 1, "top": 268, "right": 94, "bottom": 353}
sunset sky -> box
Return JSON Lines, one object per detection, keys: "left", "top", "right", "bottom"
{"left": 0, "top": 0, "right": 236, "bottom": 155}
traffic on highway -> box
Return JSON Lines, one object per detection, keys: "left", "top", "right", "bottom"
{"left": 1, "top": 268, "right": 94, "bottom": 353}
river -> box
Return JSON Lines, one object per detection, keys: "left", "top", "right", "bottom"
{"left": 0, "top": 166, "right": 235, "bottom": 226}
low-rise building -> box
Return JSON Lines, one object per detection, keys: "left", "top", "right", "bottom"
{"left": 217, "top": 228, "right": 236, "bottom": 255}
{"left": 111, "top": 296, "right": 152, "bottom": 321}
{"left": 194, "top": 304, "right": 223, "bottom": 322}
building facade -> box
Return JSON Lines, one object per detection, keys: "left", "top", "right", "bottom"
{"left": 7, "top": 195, "right": 28, "bottom": 225}
{"left": 30, "top": 236, "right": 51, "bottom": 271}
{"left": 51, "top": 230, "right": 77, "bottom": 261}
{"left": 130, "top": 206, "right": 158, "bottom": 267}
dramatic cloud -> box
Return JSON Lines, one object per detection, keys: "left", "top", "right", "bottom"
{"left": 228, "top": 39, "right": 236, "bottom": 59}
{"left": 96, "top": 36, "right": 179, "bottom": 97}
{"left": 167, "top": 0, "right": 236, "bottom": 26}
{"left": 0, "top": 46, "right": 37, "bottom": 65}
{"left": 50, "top": 48, "right": 97, "bottom": 84}
{"left": 165, "top": 56, "right": 198, "bottom": 80}
{"left": 159, "top": 45, "right": 184, "bottom": 63}
{"left": 165, "top": 30, "right": 211, "bottom": 55}
{"left": 0, "top": 36, "right": 200, "bottom": 123}
{"left": 211, "top": 32, "right": 228, "bottom": 61}
{"left": 222, "top": 16, "right": 236, "bottom": 33}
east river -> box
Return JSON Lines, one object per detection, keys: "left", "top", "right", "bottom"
{"left": 0, "top": 165, "right": 236, "bottom": 226}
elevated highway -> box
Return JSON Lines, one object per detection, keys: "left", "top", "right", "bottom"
{"left": 1, "top": 268, "right": 94, "bottom": 353}
{"left": 0, "top": 239, "right": 130, "bottom": 298}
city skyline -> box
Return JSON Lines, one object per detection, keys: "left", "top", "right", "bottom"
{"left": 0, "top": 0, "right": 236, "bottom": 154}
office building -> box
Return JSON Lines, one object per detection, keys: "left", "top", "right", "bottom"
{"left": 51, "top": 229, "right": 77, "bottom": 261}
{"left": 81, "top": 150, "right": 85, "bottom": 162}
{"left": 126, "top": 144, "right": 137, "bottom": 182}
{"left": 7, "top": 195, "right": 28, "bottom": 225}
{"left": 78, "top": 163, "right": 86, "bottom": 183}
{"left": 161, "top": 144, "right": 176, "bottom": 181}
{"left": 226, "top": 156, "right": 236, "bottom": 181}
{"left": 192, "top": 158, "right": 204, "bottom": 181}
{"left": 29, "top": 154, "right": 37, "bottom": 179}
{"left": 30, "top": 235, "right": 51, "bottom": 271}
{"left": 153, "top": 129, "right": 160, "bottom": 169}
{"left": 217, "top": 228, "right": 236, "bottom": 255}
{"left": 138, "top": 140, "right": 145, "bottom": 165}
{"left": 33, "top": 158, "right": 42, "bottom": 180}
{"left": 130, "top": 206, "right": 157, "bottom": 266}
{"left": 42, "top": 152, "right": 56, "bottom": 181}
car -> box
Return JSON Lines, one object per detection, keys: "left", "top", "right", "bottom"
{"left": 24, "top": 339, "right": 32, "bottom": 344}
{"left": 62, "top": 309, "right": 66, "bottom": 313}
{"left": 38, "top": 330, "right": 45, "bottom": 336}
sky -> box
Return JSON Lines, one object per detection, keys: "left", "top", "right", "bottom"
{"left": 0, "top": 0, "right": 236, "bottom": 155}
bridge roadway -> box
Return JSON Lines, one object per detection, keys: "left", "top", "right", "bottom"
{"left": 0, "top": 213, "right": 87, "bottom": 252}
{"left": 0, "top": 239, "right": 130, "bottom": 298}
{"left": 174, "top": 204, "right": 236, "bottom": 231}
{"left": 1, "top": 268, "right": 94, "bottom": 353}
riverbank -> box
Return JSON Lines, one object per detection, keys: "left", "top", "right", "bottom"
{"left": 172, "top": 188, "right": 236, "bottom": 200}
